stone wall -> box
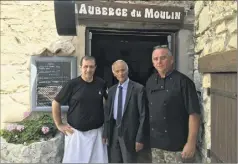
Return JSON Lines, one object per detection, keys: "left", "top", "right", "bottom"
{"left": 0, "top": 1, "right": 78, "bottom": 127}
{"left": 0, "top": 0, "right": 210, "bottom": 162}
{"left": 194, "top": 1, "right": 237, "bottom": 163}
{"left": 1, "top": 133, "right": 64, "bottom": 163}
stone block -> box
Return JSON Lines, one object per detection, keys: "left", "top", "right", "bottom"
{"left": 1, "top": 95, "right": 28, "bottom": 123}
{"left": 195, "top": 32, "right": 212, "bottom": 53}
{"left": 9, "top": 92, "right": 29, "bottom": 106}
{"left": 199, "top": 148, "right": 208, "bottom": 163}
{"left": 1, "top": 5, "right": 23, "bottom": 19}
{"left": 1, "top": 36, "right": 27, "bottom": 54}
{"left": 227, "top": 15, "right": 237, "bottom": 34}
{"left": 0, "top": 20, "right": 11, "bottom": 34}
{"left": 202, "top": 74, "right": 211, "bottom": 88}
{"left": 204, "top": 126, "right": 211, "bottom": 149}
{"left": 223, "top": 1, "right": 237, "bottom": 12}
{"left": 0, "top": 1, "right": 14, "bottom": 5}
{"left": 200, "top": 88, "right": 211, "bottom": 162}
{"left": 1, "top": 1, "right": 60, "bottom": 56}
{"left": 0, "top": 159, "right": 11, "bottom": 163}
{"left": 203, "top": 109, "right": 211, "bottom": 128}
{"left": 194, "top": 20, "right": 199, "bottom": 30}
{"left": 202, "top": 42, "right": 213, "bottom": 56}
{"left": 212, "top": 11, "right": 236, "bottom": 26}
{"left": 195, "top": 37, "right": 205, "bottom": 53}
{"left": 194, "top": 55, "right": 199, "bottom": 70}
{"left": 210, "top": 1, "right": 236, "bottom": 16}
{"left": 215, "top": 22, "right": 227, "bottom": 34}
{"left": 198, "top": 6, "right": 211, "bottom": 34}
{"left": 1, "top": 68, "right": 29, "bottom": 93}
{"left": 202, "top": 92, "right": 211, "bottom": 152}
{"left": 195, "top": 38, "right": 204, "bottom": 49}
{"left": 48, "top": 38, "right": 76, "bottom": 56}
{"left": 194, "top": 1, "right": 204, "bottom": 18}
{"left": 194, "top": 70, "right": 202, "bottom": 91}
{"left": 202, "top": 95, "right": 211, "bottom": 123}
{"left": 231, "top": 1, "right": 237, "bottom": 11}
{"left": 1, "top": 54, "right": 27, "bottom": 65}
{"left": 210, "top": 33, "right": 227, "bottom": 54}
{"left": 228, "top": 33, "right": 237, "bottom": 49}
{"left": 1, "top": 133, "right": 64, "bottom": 163}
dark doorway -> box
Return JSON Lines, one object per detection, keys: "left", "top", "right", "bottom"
{"left": 91, "top": 33, "right": 169, "bottom": 87}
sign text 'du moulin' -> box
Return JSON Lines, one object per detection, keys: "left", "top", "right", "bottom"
{"left": 75, "top": 2, "right": 184, "bottom": 24}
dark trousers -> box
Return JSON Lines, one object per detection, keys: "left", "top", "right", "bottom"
{"left": 108, "top": 125, "right": 137, "bottom": 163}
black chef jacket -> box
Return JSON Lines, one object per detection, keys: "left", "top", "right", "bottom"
{"left": 146, "top": 70, "right": 200, "bottom": 151}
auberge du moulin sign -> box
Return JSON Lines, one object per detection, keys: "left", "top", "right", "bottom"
{"left": 76, "top": 3, "right": 182, "bottom": 20}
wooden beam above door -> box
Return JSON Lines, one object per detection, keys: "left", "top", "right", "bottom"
{"left": 198, "top": 50, "right": 237, "bottom": 73}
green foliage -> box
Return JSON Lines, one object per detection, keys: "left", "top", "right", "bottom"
{"left": 0, "top": 114, "right": 57, "bottom": 145}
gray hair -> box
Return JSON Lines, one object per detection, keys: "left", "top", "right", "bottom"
{"left": 111, "top": 60, "right": 129, "bottom": 72}
{"left": 153, "top": 45, "right": 173, "bottom": 56}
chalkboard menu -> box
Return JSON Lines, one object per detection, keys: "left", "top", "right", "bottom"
{"left": 31, "top": 56, "right": 77, "bottom": 111}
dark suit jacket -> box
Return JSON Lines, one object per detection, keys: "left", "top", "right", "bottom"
{"left": 103, "top": 80, "right": 148, "bottom": 152}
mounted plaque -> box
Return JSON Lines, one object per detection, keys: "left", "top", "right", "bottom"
{"left": 30, "top": 56, "right": 77, "bottom": 111}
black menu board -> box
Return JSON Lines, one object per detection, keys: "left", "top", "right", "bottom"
{"left": 36, "top": 61, "right": 71, "bottom": 106}
{"left": 31, "top": 56, "right": 77, "bottom": 111}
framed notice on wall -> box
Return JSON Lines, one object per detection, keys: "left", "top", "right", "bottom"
{"left": 30, "top": 56, "right": 77, "bottom": 111}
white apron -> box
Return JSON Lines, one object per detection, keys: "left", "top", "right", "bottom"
{"left": 62, "top": 126, "right": 108, "bottom": 163}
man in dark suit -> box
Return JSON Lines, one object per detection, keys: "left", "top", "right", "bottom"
{"left": 103, "top": 60, "right": 148, "bottom": 163}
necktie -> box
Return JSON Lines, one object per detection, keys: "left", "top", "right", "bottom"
{"left": 116, "top": 86, "right": 123, "bottom": 126}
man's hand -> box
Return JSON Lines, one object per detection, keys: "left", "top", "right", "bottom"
{"left": 181, "top": 142, "right": 196, "bottom": 159}
{"left": 102, "top": 138, "right": 108, "bottom": 145}
{"left": 135, "top": 142, "right": 144, "bottom": 152}
{"left": 57, "top": 124, "right": 74, "bottom": 135}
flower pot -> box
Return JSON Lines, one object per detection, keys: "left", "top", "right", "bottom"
{"left": 1, "top": 133, "right": 64, "bottom": 163}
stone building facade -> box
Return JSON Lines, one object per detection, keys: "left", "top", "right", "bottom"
{"left": 0, "top": 0, "right": 195, "bottom": 132}
{"left": 194, "top": 1, "right": 237, "bottom": 163}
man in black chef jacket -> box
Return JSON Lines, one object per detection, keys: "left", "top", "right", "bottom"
{"left": 146, "top": 45, "right": 201, "bottom": 163}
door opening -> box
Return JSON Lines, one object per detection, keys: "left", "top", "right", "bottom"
{"left": 90, "top": 31, "right": 172, "bottom": 87}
